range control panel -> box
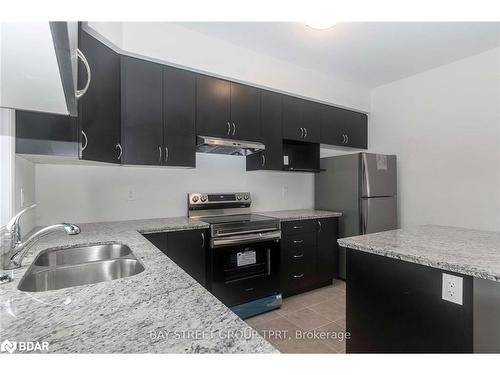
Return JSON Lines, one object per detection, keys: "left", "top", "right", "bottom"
{"left": 188, "top": 192, "right": 251, "bottom": 205}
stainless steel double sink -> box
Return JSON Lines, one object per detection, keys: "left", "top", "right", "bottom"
{"left": 17, "top": 243, "right": 145, "bottom": 292}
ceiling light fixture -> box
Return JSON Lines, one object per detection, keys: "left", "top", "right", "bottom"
{"left": 305, "top": 21, "right": 337, "bottom": 30}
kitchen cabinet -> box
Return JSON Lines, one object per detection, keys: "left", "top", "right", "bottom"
{"left": 321, "top": 105, "right": 368, "bottom": 149}
{"left": 121, "top": 56, "right": 163, "bottom": 165}
{"left": 163, "top": 66, "right": 196, "bottom": 167}
{"left": 246, "top": 90, "right": 283, "bottom": 171}
{"left": 196, "top": 75, "right": 261, "bottom": 141}
{"left": 78, "top": 29, "right": 121, "bottom": 163}
{"left": 282, "top": 96, "right": 321, "bottom": 143}
{"left": 143, "top": 229, "right": 208, "bottom": 287}
{"left": 280, "top": 217, "right": 339, "bottom": 297}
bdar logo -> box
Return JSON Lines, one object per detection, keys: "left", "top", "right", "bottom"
{"left": 1, "top": 339, "right": 17, "bottom": 354}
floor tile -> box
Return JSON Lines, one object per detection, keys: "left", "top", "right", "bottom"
{"left": 294, "top": 289, "right": 329, "bottom": 306}
{"left": 277, "top": 296, "right": 308, "bottom": 316}
{"left": 308, "top": 321, "right": 347, "bottom": 353}
{"left": 308, "top": 298, "right": 345, "bottom": 321}
{"left": 334, "top": 316, "right": 346, "bottom": 330}
{"left": 332, "top": 279, "right": 346, "bottom": 292}
{"left": 317, "top": 285, "right": 346, "bottom": 301}
{"left": 284, "top": 308, "right": 331, "bottom": 331}
{"left": 245, "top": 309, "right": 282, "bottom": 327}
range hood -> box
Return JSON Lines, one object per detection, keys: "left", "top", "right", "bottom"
{"left": 196, "top": 136, "right": 265, "bottom": 156}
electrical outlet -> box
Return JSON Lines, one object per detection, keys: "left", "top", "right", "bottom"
{"left": 442, "top": 273, "right": 463, "bottom": 305}
{"left": 127, "top": 188, "right": 136, "bottom": 201}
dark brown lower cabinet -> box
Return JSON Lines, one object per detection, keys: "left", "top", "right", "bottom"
{"left": 280, "top": 217, "right": 339, "bottom": 297}
{"left": 143, "top": 229, "right": 208, "bottom": 287}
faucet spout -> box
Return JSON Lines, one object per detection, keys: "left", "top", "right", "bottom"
{"left": 1, "top": 205, "right": 81, "bottom": 270}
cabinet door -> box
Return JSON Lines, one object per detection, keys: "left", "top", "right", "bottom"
{"left": 316, "top": 217, "right": 339, "bottom": 283}
{"left": 246, "top": 90, "right": 282, "bottom": 171}
{"left": 301, "top": 100, "right": 321, "bottom": 143}
{"left": 321, "top": 105, "right": 368, "bottom": 149}
{"left": 196, "top": 75, "right": 231, "bottom": 138}
{"left": 78, "top": 30, "right": 121, "bottom": 163}
{"left": 282, "top": 95, "right": 304, "bottom": 141}
{"left": 229, "top": 82, "right": 261, "bottom": 141}
{"left": 163, "top": 66, "right": 196, "bottom": 167}
{"left": 167, "top": 229, "right": 207, "bottom": 287}
{"left": 121, "top": 56, "right": 163, "bottom": 165}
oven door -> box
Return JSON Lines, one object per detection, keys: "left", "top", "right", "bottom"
{"left": 209, "top": 234, "right": 280, "bottom": 307}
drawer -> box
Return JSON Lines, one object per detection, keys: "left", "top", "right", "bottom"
{"left": 282, "top": 257, "right": 316, "bottom": 294}
{"left": 212, "top": 274, "right": 280, "bottom": 307}
{"left": 282, "top": 219, "right": 317, "bottom": 235}
{"left": 284, "top": 232, "right": 316, "bottom": 250}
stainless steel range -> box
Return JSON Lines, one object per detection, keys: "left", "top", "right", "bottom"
{"left": 188, "top": 192, "right": 282, "bottom": 318}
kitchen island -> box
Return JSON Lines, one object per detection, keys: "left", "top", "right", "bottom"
{"left": 338, "top": 225, "right": 500, "bottom": 353}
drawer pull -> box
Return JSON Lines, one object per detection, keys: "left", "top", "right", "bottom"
{"left": 244, "top": 287, "right": 255, "bottom": 292}
{"left": 293, "top": 273, "right": 304, "bottom": 278}
{"left": 293, "top": 254, "right": 304, "bottom": 258}
{"left": 293, "top": 239, "right": 303, "bottom": 244}
{"left": 293, "top": 225, "right": 303, "bottom": 229}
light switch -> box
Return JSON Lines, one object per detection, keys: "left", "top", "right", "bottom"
{"left": 442, "top": 273, "right": 463, "bottom": 305}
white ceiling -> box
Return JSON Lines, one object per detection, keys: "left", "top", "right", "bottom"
{"left": 178, "top": 22, "right": 500, "bottom": 88}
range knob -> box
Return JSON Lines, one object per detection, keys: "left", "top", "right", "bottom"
{"left": 236, "top": 194, "right": 242, "bottom": 200}
{"left": 200, "top": 195, "right": 207, "bottom": 202}
{"left": 244, "top": 194, "right": 250, "bottom": 200}
{"left": 192, "top": 195, "right": 199, "bottom": 203}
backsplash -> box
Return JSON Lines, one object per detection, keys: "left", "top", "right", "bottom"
{"left": 33, "top": 153, "right": 314, "bottom": 225}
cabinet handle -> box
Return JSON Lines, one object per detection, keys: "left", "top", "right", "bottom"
{"left": 232, "top": 122, "right": 236, "bottom": 136}
{"left": 318, "top": 220, "right": 322, "bottom": 232}
{"left": 304, "top": 127, "right": 308, "bottom": 138}
{"left": 293, "top": 273, "right": 304, "bottom": 278}
{"left": 342, "top": 134, "right": 346, "bottom": 143}
{"left": 115, "top": 143, "right": 122, "bottom": 160}
{"left": 201, "top": 232, "right": 205, "bottom": 248}
{"left": 165, "top": 146, "right": 169, "bottom": 163}
{"left": 293, "top": 239, "right": 303, "bottom": 244}
{"left": 244, "top": 287, "right": 255, "bottom": 292}
{"left": 76, "top": 49, "right": 91, "bottom": 99}
{"left": 261, "top": 153, "right": 265, "bottom": 167}
{"left": 158, "top": 146, "right": 162, "bottom": 162}
{"left": 293, "top": 254, "right": 304, "bottom": 258}
{"left": 299, "top": 127, "right": 304, "bottom": 138}
{"left": 227, "top": 122, "right": 231, "bottom": 136}
{"left": 293, "top": 225, "right": 303, "bottom": 229}
{"left": 81, "top": 130, "right": 88, "bottom": 152}
{"left": 345, "top": 134, "right": 349, "bottom": 144}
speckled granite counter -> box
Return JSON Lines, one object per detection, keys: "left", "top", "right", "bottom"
{"left": 338, "top": 225, "right": 500, "bottom": 283}
{"left": 0, "top": 217, "right": 277, "bottom": 353}
{"left": 259, "top": 209, "right": 342, "bottom": 221}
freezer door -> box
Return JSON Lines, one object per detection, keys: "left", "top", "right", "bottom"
{"left": 360, "top": 196, "right": 398, "bottom": 234}
{"left": 361, "top": 153, "right": 397, "bottom": 197}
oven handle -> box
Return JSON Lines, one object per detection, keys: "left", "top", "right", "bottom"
{"left": 211, "top": 230, "right": 281, "bottom": 248}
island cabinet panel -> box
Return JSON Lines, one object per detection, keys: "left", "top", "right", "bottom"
{"left": 78, "top": 30, "right": 122, "bottom": 163}
{"left": 321, "top": 105, "right": 367, "bottom": 149}
{"left": 121, "top": 56, "right": 164, "bottom": 166}
{"left": 143, "top": 229, "right": 208, "bottom": 287}
{"left": 346, "top": 249, "right": 473, "bottom": 353}
{"left": 280, "top": 218, "right": 339, "bottom": 297}
{"left": 246, "top": 90, "right": 283, "bottom": 171}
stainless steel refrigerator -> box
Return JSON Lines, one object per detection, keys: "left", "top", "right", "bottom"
{"left": 315, "top": 152, "right": 398, "bottom": 279}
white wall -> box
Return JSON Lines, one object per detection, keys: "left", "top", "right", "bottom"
{"left": 34, "top": 153, "right": 314, "bottom": 225}
{"left": 369, "top": 47, "right": 500, "bottom": 231}
{"left": 88, "top": 22, "right": 370, "bottom": 112}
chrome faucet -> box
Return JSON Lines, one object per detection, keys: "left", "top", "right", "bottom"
{"left": 1, "top": 204, "right": 81, "bottom": 270}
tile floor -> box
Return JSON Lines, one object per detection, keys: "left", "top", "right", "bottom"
{"left": 245, "top": 279, "right": 347, "bottom": 353}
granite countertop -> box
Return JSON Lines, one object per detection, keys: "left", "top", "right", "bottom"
{"left": 338, "top": 225, "right": 500, "bottom": 283}
{"left": 259, "top": 209, "right": 342, "bottom": 221}
{"left": 0, "top": 217, "right": 277, "bottom": 353}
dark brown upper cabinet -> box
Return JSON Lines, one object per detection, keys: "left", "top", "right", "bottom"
{"left": 121, "top": 56, "right": 164, "bottom": 166}
{"left": 121, "top": 57, "right": 196, "bottom": 167}
{"left": 196, "top": 75, "right": 261, "bottom": 141}
{"left": 246, "top": 90, "right": 283, "bottom": 171}
{"left": 321, "top": 105, "right": 368, "bottom": 149}
{"left": 282, "top": 96, "right": 320, "bottom": 143}
{"left": 78, "top": 30, "right": 121, "bottom": 163}
{"left": 163, "top": 66, "right": 196, "bottom": 167}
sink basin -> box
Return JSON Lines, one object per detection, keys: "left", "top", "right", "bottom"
{"left": 34, "top": 243, "right": 132, "bottom": 266}
{"left": 18, "top": 243, "right": 145, "bottom": 292}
